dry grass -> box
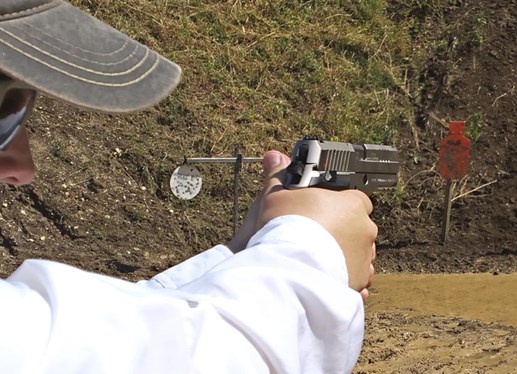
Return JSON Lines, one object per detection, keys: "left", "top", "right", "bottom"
{"left": 46, "top": 1, "right": 489, "bottom": 251}
{"left": 73, "top": 0, "right": 419, "bottom": 156}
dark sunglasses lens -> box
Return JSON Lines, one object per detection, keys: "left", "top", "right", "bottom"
{"left": 0, "top": 89, "right": 35, "bottom": 148}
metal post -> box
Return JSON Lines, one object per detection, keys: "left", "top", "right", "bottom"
{"left": 184, "top": 153, "right": 262, "bottom": 234}
{"left": 441, "top": 179, "right": 454, "bottom": 244}
{"left": 233, "top": 147, "right": 243, "bottom": 235}
{"left": 184, "top": 157, "right": 263, "bottom": 164}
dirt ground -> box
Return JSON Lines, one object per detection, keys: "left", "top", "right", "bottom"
{"left": 374, "top": 0, "right": 517, "bottom": 277}
{"left": 0, "top": 0, "right": 516, "bottom": 373}
{"left": 355, "top": 1, "right": 517, "bottom": 372}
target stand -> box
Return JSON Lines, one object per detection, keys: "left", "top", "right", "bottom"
{"left": 170, "top": 148, "right": 262, "bottom": 234}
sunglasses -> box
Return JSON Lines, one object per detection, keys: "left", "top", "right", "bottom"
{"left": 0, "top": 76, "right": 37, "bottom": 150}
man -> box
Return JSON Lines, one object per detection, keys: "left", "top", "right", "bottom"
{"left": 0, "top": 1, "right": 377, "bottom": 373}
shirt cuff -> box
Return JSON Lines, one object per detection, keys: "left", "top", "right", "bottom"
{"left": 247, "top": 215, "right": 349, "bottom": 286}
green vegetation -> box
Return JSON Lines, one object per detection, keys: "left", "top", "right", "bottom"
{"left": 73, "top": 0, "right": 421, "bottom": 150}
{"left": 68, "top": 0, "right": 489, "bottom": 210}
{"left": 466, "top": 111, "right": 484, "bottom": 142}
{"left": 50, "top": 139, "right": 66, "bottom": 159}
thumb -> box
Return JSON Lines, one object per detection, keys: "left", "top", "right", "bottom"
{"left": 262, "top": 150, "right": 291, "bottom": 190}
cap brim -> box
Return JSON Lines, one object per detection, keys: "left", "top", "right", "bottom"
{"left": 0, "top": 1, "right": 181, "bottom": 113}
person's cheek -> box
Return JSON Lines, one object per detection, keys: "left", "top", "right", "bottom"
{"left": 0, "top": 128, "right": 35, "bottom": 185}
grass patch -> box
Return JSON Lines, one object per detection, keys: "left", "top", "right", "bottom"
{"left": 72, "top": 0, "right": 422, "bottom": 152}
{"left": 69, "top": 0, "right": 493, "bottom": 211}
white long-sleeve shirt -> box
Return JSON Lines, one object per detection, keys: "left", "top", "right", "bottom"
{"left": 0, "top": 215, "right": 364, "bottom": 374}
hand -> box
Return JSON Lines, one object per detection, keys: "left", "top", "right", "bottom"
{"left": 227, "top": 150, "right": 377, "bottom": 295}
{"left": 226, "top": 151, "right": 292, "bottom": 253}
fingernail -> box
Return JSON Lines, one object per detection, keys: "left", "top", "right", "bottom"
{"left": 263, "top": 151, "right": 283, "bottom": 170}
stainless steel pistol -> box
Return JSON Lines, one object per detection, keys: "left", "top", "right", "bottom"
{"left": 284, "top": 136, "right": 399, "bottom": 195}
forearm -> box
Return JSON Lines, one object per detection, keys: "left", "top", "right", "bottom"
{"left": 2, "top": 261, "right": 192, "bottom": 374}
{"left": 141, "top": 244, "right": 233, "bottom": 289}
{"left": 0, "top": 216, "right": 364, "bottom": 374}
{"left": 179, "top": 215, "right": 364, "bottom": 373}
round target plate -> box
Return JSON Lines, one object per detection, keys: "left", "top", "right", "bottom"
{"left": 170, "top": 165, "right": 202, "bottom": 200}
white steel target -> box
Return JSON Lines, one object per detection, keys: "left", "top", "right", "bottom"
{"left": 170, "top": 165, "right": 203, "bottom": 200}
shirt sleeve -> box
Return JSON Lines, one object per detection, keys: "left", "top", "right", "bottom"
{"left": 1, "top": 261, "right": 193, "bottom": 374}
{"left": 176, "top": 215, "right": 365, "bottom": 374}
{"left": 140, "top": 244, "right": 233, "bottom": 289}
{"left": 0, "top": 215, "right": 364, "bottom": 374}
